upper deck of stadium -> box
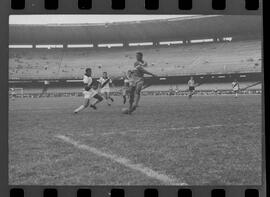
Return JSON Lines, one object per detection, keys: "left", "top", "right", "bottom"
{"left": 9, "top": 15, "right": 261, "bottom": 44}
{"left": 9, "top": 15, "right": 262, "bottom": 80}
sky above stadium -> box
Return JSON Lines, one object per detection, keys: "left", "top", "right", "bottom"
{"left": 9, "top": 15, "right": 194, "bottom": 25}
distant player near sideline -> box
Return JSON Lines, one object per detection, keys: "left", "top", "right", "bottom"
{"left": 97, "top": 72, "right": 114, "bottom": 106}
{"left": 9, "top": 88, "right": 16, "bottom": 100}
{"left": 232, "top": 79, "right": 240, "bottom": 98}
{"left": 188, "top": 76, "right": 196, "bottom": 99}
{"left": 74, "top": 68, "right": 103, "bottom": 113}
{"left": 41, "top": 80, "right": 50, "bottom": 97}
{"left": 128, "top": 52, "right": 157, "bottom": 113}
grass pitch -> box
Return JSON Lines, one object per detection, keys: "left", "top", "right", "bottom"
{"left": 9, "top": 95, "right": 262, "bottom": 185}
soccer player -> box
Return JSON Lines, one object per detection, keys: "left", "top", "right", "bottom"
{"left": 122, "top": 72, "right": 130, "bottom": 104}
{"left": 74, "top": 68, "right": 103, "bottom": 113}
{"left": 214, "top": 87, "right": 218, "bottom": 95}
{"left": 188, "top": 76, "right": 195, "bottom": 99}
{"left": 129, "top": 52, "right": 157, "bottom": 113}
{"left": 41, "top": 80, "right": 50, "bottom": 97}
{"left": 232, "top": 79, "right": 240, "bottom": 98}
{"left": 97, "top": 72, "right": 114, "bottom": 106}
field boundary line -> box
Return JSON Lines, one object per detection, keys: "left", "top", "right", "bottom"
{"left": 56, "top": 134, "right": 187, "bottom": 185}
{"left": 80, "top": 122, "right": 259, "bottom": 137}
{"left": 165, "top": 122, "right": 258, "bottom": 131}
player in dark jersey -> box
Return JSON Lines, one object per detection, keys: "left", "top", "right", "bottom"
{"left": 129, "top": 52, "right": 157, "bottom": 113}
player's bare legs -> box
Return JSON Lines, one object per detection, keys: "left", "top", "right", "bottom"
{"left": 131, "top": 80, "right": 143, "bottom": 111}
{"left": 188, "top": 86, "right": 195, "bottom": 98}
{"left": 128, "top": 87, "right": 136, "bottom": 114}
{"left": 123, "top": 88, "right": 130, "bottom": 105}
{"left": 74, "top": 99, "right": 90, "bottom": 113}
{"left": 123, "top": 93, "right": 127, "bottom": 104}
{"left": 103, "top": 92, "right": 111, "bottom": 106}
{"left": 122, "top": 82, "right": 130, "bottom": 105}
{"left": 234, "top": 90, "right": 238, "bottom": 98}
{"left": 108, "top": 92, "right": 114, "bottom": 102}
{"left": 188, "top": 90, "right": 195, "bottom": 99}
{"left": 134, "top": 94, "right": 140, "bottom": 108}
{"left": 107, "top": 92, "right": 114, "bottom": 103}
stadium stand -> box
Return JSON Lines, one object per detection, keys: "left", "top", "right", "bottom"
{"left": 9, "top": 40, "right": 261, "bottom": 80}
{"left": 196, "top": 82, "right": 261, "bottom": 91}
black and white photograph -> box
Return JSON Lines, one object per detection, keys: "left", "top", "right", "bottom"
{"left": 8, "top": 15, "right": 262, "bottom": 185}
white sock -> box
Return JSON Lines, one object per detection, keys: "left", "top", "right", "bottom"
{"left": 74, "top": 105, "right": 85, "bottom": 113}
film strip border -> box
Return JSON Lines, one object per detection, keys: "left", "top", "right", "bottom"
{"left": 4, "top": 1, "right": 264, "bottom": 197}
{"left": 9, "top": 0, "right": 262, "bottom": 13}
{"left": 10, "top": 187, "right": 261, "bottom": 197}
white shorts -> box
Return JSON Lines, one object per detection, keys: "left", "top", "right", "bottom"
{"left": 100, "top": 88, "right": 110, "bottom": 94}
{"left": 122, "top": 88, "right": 127, "bottom": 96}
{"left": 233, "top": 87, "right": 239, "bottom": 91}
{"left": 83, "top": 90, "right": 97, "bottom": 99}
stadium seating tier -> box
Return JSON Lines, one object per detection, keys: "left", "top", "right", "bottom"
{"left": 9, "top": 40, "right": 261, "bottom": 80}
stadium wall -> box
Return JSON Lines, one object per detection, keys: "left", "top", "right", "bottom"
{"left": 9, "top": 72, "right": 262, "bottom": 89}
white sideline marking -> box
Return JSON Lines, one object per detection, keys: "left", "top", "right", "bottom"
{"left": 91, "top": 122, "right": 258, "bottom": 136}
{"left": 166, "top": 122, "right": 257, "bottom": 131}
{"left": 56, "top": 134, "right": 187, "bottom": 185}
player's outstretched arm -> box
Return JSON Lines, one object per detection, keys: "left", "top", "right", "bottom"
{"left": 134, "top": 61, "right": 147, "bottom": 68}
{"left": 139, "top": 67, "right": 157, "bottom": 77}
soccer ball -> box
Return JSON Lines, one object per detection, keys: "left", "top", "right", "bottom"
{"left": 121, "top": 108, "right": 129, "bottom": 114}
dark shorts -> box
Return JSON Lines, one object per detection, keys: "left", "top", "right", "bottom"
{"left": 189, "top": 86, "right": 195, "bottom": 91}
{"left": 93, "top": 94, "right": 103, "bottom": 101}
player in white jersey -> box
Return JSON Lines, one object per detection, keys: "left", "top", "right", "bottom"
{"left": 74, "top": 68, "right": 103, "bottom": 113}
{"left": 232, "top": 79, "right": 240, "bottom": 98}
{"left": 97, "top": 72, "right": 114, "bottom": 106}
{"left": 188, "top": 76, "right": 196, "bottom": 99}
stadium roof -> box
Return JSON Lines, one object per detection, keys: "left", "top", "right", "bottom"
{"left": 9, "top": 15, "right": 261, "bottom": 45}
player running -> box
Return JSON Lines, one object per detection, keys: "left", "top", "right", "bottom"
{"left": 73, "top": 68, "right": 103, "bottom": 113}
{"left": 97, "top": 72, "right": 114, "bottom": 106}
{"left": 232, "top": 79, "right": 240, "bottom": 98}
{"left": 188, "top": 76, "right": 196, "bottom": 99}
{"left": 128, "top": 52, "right": 157, "bottom": 114}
